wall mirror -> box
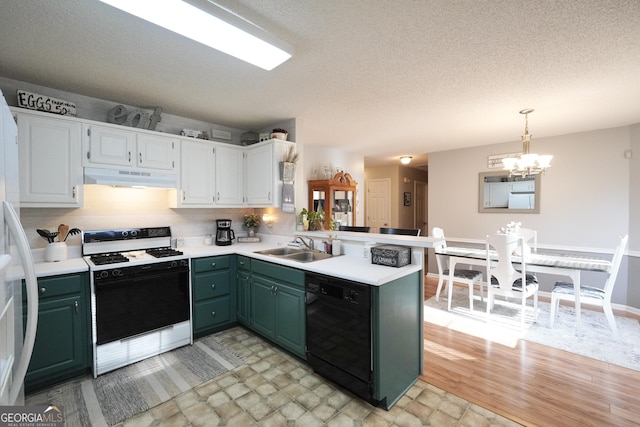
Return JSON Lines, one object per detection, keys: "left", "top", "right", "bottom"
{"left": 478, "top": 171, "right": 541, "bottom": 213}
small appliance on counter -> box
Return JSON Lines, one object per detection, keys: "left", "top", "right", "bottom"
{"left": 215, "top": 219, "right": 235, "bottom": 246}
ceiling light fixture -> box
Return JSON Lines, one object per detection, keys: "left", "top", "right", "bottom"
{"left": 400, "top": 156, "right": 412, "bottom": 165}
{"left": 99, "top": 0, "right": 293, "bottom": 71}
{"left": 502, "top": 109, "right": 552, "bottom": 177}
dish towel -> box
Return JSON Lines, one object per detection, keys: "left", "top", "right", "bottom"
{"left": 282, "top": 183, "right": 295, "bottom": 213}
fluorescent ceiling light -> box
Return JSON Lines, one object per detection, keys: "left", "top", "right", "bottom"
{"left": 100, "top": 0, "right": 293, "bottom": 70}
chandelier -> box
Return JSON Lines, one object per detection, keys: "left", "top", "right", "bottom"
{"left": 502, "top": 108, "right": 552, "bottom": 177}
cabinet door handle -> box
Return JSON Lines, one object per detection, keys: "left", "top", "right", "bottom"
{"left": 139, "top": 152, "right": 142, "bottom": 163}
{"left": 128, "top": 151, "right": 131, "bottom": 162}
{"left": 211, "top": 311, "right": 216, "bottom": 317}
{"left": 74, "top": 300, "right": 79, "bottom": 314}
{"left": 182, "top": 190, "right": 186, "bottom": 201}
{"left": 39, "top": 287, "right": 46, "bottom": 294}
{"left": 72, "top": 186, "right": 77, "bottom": 199}
{"left": 211, "top": 262, "right": 216, "bottom": 268}
{"left": 211, "top": 284, "right": 216, "bottom": 290}
{"left": 217, "top": 192, "right": 220, "bottom": 201}
{"left": 239, "top": 261, "right": 244, "bottom": 266}
{"left": 268, "top": 191, "right": 271, "bottom": 201}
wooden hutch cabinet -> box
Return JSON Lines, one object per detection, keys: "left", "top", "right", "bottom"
{"left": 308, "top": 171, "right": 357, "bottom": 230}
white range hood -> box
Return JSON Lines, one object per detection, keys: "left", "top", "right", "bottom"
{"left": 83, "top": 167, "right": 177, "bottom": 188}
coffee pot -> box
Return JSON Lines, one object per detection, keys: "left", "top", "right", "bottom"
{"left": 215, "top": 219, "right": 235, "bottom": 246}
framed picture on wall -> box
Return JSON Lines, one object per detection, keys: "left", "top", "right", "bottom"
{"left": 403, "top": 192, "right": 411, "bottom": 206}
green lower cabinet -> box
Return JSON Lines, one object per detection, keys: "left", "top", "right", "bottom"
{"left": 371, "top": 270, "right": 422, "bottom": 410}
{"left": 273, "top": 282, "right": 305, "bottom": 355}
{"left": 250, "top": 276, "right": 276, "bottom": 337}
{"left": 23, "top": 273, "right": 90, "bottom": 393}
{"left": 236, "top": 256, "right": 251, "bottom": 326}
{"left": 249, "top": 260, "right": 306, "bottom": 359}
{"left": 191, "top": 255, "right": 236, "bottom": 338}
{"left": 193, "top": 296, "right": 231, "bottom": 332}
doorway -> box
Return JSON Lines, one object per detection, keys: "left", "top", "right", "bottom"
{"left": 414, "top": 180, "right": 427, "bottom": 234}
{"left": 366, "top": 178, "right": 391, "bottom": 232}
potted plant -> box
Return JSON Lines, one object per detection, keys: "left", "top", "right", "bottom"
{"left": 243, "top": 213, "right": 261, "bottom": 236}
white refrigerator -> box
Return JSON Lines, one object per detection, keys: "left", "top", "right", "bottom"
{"left": 0, "top": 89, "right": 39, "bottom": 405}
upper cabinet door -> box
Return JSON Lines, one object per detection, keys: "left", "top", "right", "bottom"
{"left": 246, "top": 139, "right": 294, "bottom": 207}
{"left": 245, "top": 142, "right": 274, "bottom": 206}
{"left": 16, "top": 111, "right": 83, "bottom": 207}
{"left": 215, "top": 144, "right": 244, "bottom": 206}
{"left": 84, "top": 124, "right": 135, "bottom": 167}
{"left": 137, "top": 133, "right": 177, "bottom": 171}
{"left": 177, "top": 139, "right": 215, "bottom": 207}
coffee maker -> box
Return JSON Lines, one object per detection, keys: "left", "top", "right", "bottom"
{"left": 215, "top": 219, "right": 235, "bottom": 246}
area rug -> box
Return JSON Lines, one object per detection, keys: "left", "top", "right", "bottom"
{"left": 424, "top": 287, "right": 640, "bottom": 371}
{"left": 41, "top": 333, "right": 246, "bottom": 427}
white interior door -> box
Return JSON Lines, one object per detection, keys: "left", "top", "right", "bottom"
{"left": 366, "top": 178, "right": 390, "bottom": 232}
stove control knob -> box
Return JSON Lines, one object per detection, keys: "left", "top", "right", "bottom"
{"left": 131, "top": 230, "right": 138, "bottom": 236}
{"left": 112, "top": 269, "right": 122, "bottom": 277}
{"left": 170, "top": 261, "right": 178, "bottom": 268}
{"left": 121, "top": 231, "right": 129, "bottom": 238}
{"left": 99, "top": 271, "right": 109, "bottom": 279}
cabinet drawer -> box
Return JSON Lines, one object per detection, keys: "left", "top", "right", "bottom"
{"left": 252, "top": 260, "right": 304, "bottom": 288}
{"left": 193, "top": 297, "right": 231, "bottom": 330}
{"left": 193, "top": 270, "right": 230, "bottom": 301}
{"left": 193, "top": 271, "right": 230, "bottom": 301}
{"left": 192, "top": 255, "right": 230, "bottom": 273}
{"left": 23, "top": 274, "right": 85, "bottom": 301}
{"left": 237, "top": 255, "right": 251, "bottom": 271}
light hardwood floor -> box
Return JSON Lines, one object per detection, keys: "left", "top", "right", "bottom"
{"left": 420, "top": 277, "right": 640, "bottom": 427}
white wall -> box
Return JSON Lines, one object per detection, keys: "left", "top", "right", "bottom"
{"left": 429, "top": 126, "right": 630, "bottom": 248}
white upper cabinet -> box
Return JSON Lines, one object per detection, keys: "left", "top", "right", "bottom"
{"left": 84, "top": 124, "right": 177, "bottom": 171}
{"left": 84, "top": 124, "right": 135, "bottom": 167}
{"left": 136, "top": 133, "right": 178, "bottom": 171}
{"left": 246, "top": 139, "right": 294, "bottom": 207}
{"left": 14, "top": 109, "right": 83, "bottom": 207}
{"left": 215, "top": 143, "right": 244, "bottom": 206}
{"left": 172, "top": 139, "right": 215, "bottom": 207}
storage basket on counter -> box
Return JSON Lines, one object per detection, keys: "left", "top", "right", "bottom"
{"left": 370, "top": 245, "right": 411, "bottom": 267}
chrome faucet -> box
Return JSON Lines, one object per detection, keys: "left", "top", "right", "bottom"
{"left": 294, "top": 236, "right": 315, "bottom": 251}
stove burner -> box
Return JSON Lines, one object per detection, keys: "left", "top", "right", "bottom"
{"left": 90, "top": 253, "right": 129, "bottom": 265}
{"left": 146, "top": 247, "right": 183, "bottom": 258}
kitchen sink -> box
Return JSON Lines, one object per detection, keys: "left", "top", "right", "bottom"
{"left": 283, "top": 251, "right": 334, "bottom": 262}
{"left": 254, "top": 247, "right": 306, "bottom": 256}
{"left": 254, "top": 247, "right": 334, "bottom": 263}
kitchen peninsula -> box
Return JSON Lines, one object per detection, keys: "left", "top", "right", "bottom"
{"left": 14, "top": 231, "right": 439, "bottom": 410}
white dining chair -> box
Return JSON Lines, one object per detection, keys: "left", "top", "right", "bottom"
{"left": 550, "top": 235, "right": 628, "bottom": 337}
{"left": 486, "top": 233, "right": 539, "bottom": 327}
{"left": 432, "top": 227, "right": 483, "bottom": 310}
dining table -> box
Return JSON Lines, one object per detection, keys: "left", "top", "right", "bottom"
{"left": 436, "top": 245, "right": 613, "bottom": 331}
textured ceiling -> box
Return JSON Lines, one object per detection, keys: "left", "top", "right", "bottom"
{"left": 1, "top": 0, "right": 639, "bottom": 169}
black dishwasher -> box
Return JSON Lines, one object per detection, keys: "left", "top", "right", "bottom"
{"left": 305, "top": 272, "right": 373, "bottom": 402}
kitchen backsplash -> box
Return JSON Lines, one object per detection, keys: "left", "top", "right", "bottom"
{"left": 21, "top": 185, "right": 296, "bottom": 249}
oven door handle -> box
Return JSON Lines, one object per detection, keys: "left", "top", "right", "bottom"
{"left": 94, "top": 266, "right": 188, "bottom": 288}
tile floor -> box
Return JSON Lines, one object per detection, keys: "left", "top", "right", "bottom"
{"left": 30, "top": 327, "right": 522, "bottom": 426}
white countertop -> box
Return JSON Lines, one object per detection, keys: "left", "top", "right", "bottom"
{"left": 10, "top": 233, "right": 432, "bottom": 286}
